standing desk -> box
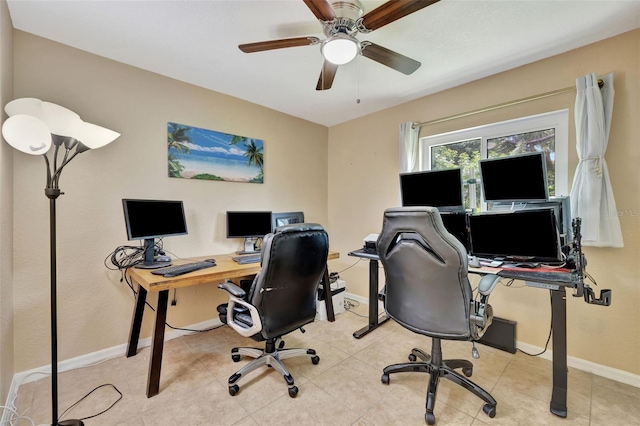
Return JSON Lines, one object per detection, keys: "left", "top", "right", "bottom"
{"left": 127, "top": 251, "right": 339, "bottom": 398}
{"left": 348, "top": 248, "right": 574, "bottom": 418}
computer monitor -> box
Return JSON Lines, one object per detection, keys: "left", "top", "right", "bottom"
{"left": 122, "top": 199, "right": 188, "bottom": 268}
{"left": 479, "top": 152, "right": 549, "bottom": 203}
{"left": 439, "top": 211, "right": 470, "bottom": 251}
{"left": 468, "top": 208, "right": 562, "bottom": 263}
{"left": 400, "top": 168, "right": 464, "bottom": 212}
{"left": 226, "top": 211, "right": 273, "bottom": 253}
{"left": 272, "top": 211, "right": 304, "bottom": 230}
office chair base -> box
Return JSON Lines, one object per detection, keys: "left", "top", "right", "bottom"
{"left": 228, "top": 345, "right": 319, "bottom": 397}
{"left": 382, "top": 342, "right": 496, "bottom": 424}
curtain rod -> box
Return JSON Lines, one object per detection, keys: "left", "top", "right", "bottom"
{"left": 412, "top": 79, "right": 604, "bottom": 130}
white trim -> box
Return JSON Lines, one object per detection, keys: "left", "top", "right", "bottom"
{"left": 516, "top": 341, "right": 640, "bottom": 388}
{"left": 3, "top": 317, "right": 223, "bottom": 418}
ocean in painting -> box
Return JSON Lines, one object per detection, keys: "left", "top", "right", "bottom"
{"left": 168, "top": 122, "right": 264, "bottom": 183}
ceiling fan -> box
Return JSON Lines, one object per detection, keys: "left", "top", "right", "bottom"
{"left": 239, "top": 0, "right": 440, "bottom": 90}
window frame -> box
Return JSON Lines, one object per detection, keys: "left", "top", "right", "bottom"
{"left": 419, "top": 109, "right": 569, "bottom": 210}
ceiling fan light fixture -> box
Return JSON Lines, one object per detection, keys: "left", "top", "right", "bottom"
{"left": 321, "top": 34, "right": 359, "bottom": 65}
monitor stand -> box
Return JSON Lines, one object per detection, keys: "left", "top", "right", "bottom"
{"left": 135, "top": 238, "right": 172, "bottom": 269}
{"left": 236, "top": 237, "right": 260, "bottom": 255}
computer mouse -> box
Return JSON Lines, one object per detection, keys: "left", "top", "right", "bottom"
{"left": 468, "top": 256, "right": 481, "bottom": 268}
{"left": 156, "top": 255, "right": 171, "bottom": 262}
{"left": 204, "top": 258, "right": 216, "bottom": 265}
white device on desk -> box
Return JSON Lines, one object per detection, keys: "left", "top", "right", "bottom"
{"left": 363, "top": 233, "right": 379, "bottom": 253}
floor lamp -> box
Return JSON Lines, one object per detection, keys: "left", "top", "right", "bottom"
{"left": 2, "top": 98, "right": 120, "bottom": 426}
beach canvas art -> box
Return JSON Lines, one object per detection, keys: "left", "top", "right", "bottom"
{"left": 168, "top": 122, "right": 264, "bottom": 183}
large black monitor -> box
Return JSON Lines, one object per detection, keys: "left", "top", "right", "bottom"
{"left": 479, "top": 152, "right": 549, "bottom": 203}
{"left": 122, "top": 199, "right": 188, "bottom": 268}
{"left": 226, "top": 211, "right": 273, "bottom": 253}
{"left": 400, "top": 168, "right": 464, "bottom": 212}
{"left": 440, "top": 211, "right": 469, "bottom": 251}
{"left": 468, "top": 208, "right": 562, "bottom": 263}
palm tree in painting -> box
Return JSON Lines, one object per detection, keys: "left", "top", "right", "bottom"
{"left": 244, "top": 140, "right": 264, "bottom": 171}
{"left": 168, "top": 123, "right": 192, "bottom": 177}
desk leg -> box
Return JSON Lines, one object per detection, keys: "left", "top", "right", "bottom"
{"left": 322, "top": 265, "right": 335, "bottom": 322}
{"left": 550, "top": 288, "right": 568, "bottom": 417}
{"left": 353, "top": 259, "right": 390, "bottom": 339}
{"left": 127, "top": 285, "right": 147, "bottom": 358}
{"left": 147, "top": 290, "right": 169, "bottom": 398}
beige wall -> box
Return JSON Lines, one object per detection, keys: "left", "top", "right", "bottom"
{"left": 12, "top": 31, "right": 328, "bottom": 372}
{"left": 328, "top": 29, "right": 640, "bottom": 375}
{"left": 0, "top": 0, "right": 13, "bottom": 402}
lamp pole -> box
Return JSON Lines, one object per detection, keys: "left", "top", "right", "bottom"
{"left": 44, "top": 140, "right": 83, "bottom": 426}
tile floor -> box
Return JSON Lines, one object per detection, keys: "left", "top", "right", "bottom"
{"left": 12, "top": 304, "right": 640, "bottom": 426}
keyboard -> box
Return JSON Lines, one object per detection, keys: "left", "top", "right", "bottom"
{"left": 498, "top": 270, "right": 576, "bottom": 285}
{"left": 232, "top": 254, "right": 261, "bottom": 264}
{"left": 151, "top": 260, "right": 216, "bottom": 277}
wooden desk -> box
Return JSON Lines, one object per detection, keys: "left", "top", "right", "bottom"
{"left": 349, "top": 248, "right": 576, "bottom": 418}
{"left": 127, "top": 251, "right": 339, "bottom": 398}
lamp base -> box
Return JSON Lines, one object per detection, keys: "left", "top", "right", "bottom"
{"left": 56, "top": 420, "right": 84, "bottom": 426}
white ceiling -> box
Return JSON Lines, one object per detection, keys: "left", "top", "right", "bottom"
{"left": 6, "top": 0, "right": 640, "bottom": 127}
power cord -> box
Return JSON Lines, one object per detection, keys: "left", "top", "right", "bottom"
{"left": 343, "top": 297, "right": 382, "bottom": 319}
{"left": 517, "top": 290, "right": 553, "bottom": 356}
{"left": 0, "top": 405, "right": 35, "bottom": 426}
{"left": 58, "top": 384, "right": 122, "bottom": 423}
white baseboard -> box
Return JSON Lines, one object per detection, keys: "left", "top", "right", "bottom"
{"left": 3, "top": 317, "right": 223, "bottom": 422}
{"left": 516, "top": 341, "right": 640, "bottom": 388}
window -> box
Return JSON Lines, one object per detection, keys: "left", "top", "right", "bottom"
{"left": 420, "top": 110, "right": 568, "bottom": 211}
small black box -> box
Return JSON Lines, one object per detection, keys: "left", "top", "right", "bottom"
{"left": 478, "top": 317, "right": 517, "bottom": 354}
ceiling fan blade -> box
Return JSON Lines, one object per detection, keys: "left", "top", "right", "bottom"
{"left": 239, "top": 36, "right": 320, "bottom": 53}
{"left": 316, "top": 61, "right": 339, "bottom": 91}
{"left": 360, "top": 0, "right": 440, "bottom": 32}
{"left": 361, "top": 42, "right": 421, "bottom": 75}
{"left": 303, "top": 0, "right": 336, "bottom": 21}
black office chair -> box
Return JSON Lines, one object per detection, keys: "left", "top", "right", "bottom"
{"left": 377, "top": 207, "right": 501, "bottom": 425}
{"left": 217, "top": 223, "right": 329, "bottom": 398}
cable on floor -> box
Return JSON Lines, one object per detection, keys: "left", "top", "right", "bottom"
{"left": 58, "top": 384, "right": 122, "bottom": 423}
{"left": 0, "top": 405, "right": 35, "bottom": 426}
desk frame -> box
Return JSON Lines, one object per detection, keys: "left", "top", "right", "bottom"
{"left": 349, "top": 249, "right": 570, "bottom": 418}
{"left": 126, "top": 253, "right": 337, "bottom": 398}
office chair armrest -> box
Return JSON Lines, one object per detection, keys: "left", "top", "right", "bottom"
{"left": 218, "top": 282, "right": 247, "bottom": 299}
{"left": 226, "top": 295, "right": 262, "bottom": 337}
{"left": 477, "top": 274, "right": 501, "bottom": 296}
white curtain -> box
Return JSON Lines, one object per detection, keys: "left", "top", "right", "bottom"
{"left": 569, "top": 72, "right": 623, "bottom": 247}
{"left": 399, "top": 122, "right": 419, "bottom": 173}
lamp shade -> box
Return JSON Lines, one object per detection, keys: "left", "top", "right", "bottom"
{"left": 4, "top": 97, "right": 44, "bottom": 118}
{"left": 3, "top": 97, "right": 120, "bottom": 151}
{"left": 1, "top": 114, "right": 52, "bottom": 155}
{"left": 321, "top": 34, "right": 359, "bottom": 65}
{"left": 74, "top": 121, "right": 120, "bottom": 149}
{"left": 41, "top": 102, "right": 82, "bottom": 137}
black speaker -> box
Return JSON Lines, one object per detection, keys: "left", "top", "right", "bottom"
{"left": 478, "top": 317, "right": 517, "bottom": 354}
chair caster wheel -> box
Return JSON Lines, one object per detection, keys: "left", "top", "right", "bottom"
{"left": 229, "top": 385, "right": 239, "bottom": 396}
{"left": 381, "top": 374, "right": 390, "bottom": 385}
{"left": 408, "top": 353, "right": 417, "bottom": 362}
{"left": 311, "top": 356, "right": 320, "bottom": 365}
{"left": 425, "top": 412, "right": 436, "bottom": 425}
{"left": 288, "top": 386, "right": 298, "bottom": 398}
{"left": 231, "top": 355, "right": 241, "bottom": 362}
{"left": 462, "top": 367, "right": 473, "bottom": 377}
{"left": 483, "top": 404, "right": 496, "bottom": 418}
